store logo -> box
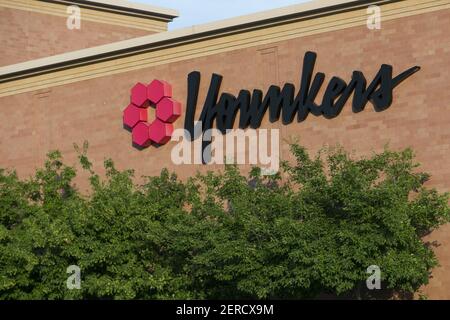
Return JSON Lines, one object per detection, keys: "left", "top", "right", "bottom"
{"left": 123, "top": 80, "right": 181, "bottom": 148}
{"left": 123, "top": 52, "right": 420, "bottom": 163}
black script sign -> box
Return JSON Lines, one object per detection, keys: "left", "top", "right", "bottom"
{"left": 184, "top": 51, "right": 420, "bottom": 161}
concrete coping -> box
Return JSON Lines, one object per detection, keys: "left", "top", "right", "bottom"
{"left": 42, "top": 0, "right": 179, "bottom": 19}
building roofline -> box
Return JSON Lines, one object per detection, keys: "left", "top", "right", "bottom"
{"left": 0, "top": 0, "right": 398, "bottom": 83}
{"left": 41, "top": 0, "right": 179, "bottom": 20}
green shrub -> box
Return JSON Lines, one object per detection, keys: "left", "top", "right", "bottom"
{"left": 0, "top": 143, "right": 448, "bottom": 299}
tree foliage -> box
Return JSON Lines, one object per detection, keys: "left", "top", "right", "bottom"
{"left": 0, "top": 143, "right": 448, "bottom": 299}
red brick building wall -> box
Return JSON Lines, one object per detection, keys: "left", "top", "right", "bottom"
{"left": 0, "top": 4, "right": 449, "bottom": 299}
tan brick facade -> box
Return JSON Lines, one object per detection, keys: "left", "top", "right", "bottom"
{"left": 0, "top": 0, "right": 177, "bottom": 66}
{"left": 0, "top": 6, "right": 152, "bottom": 66}
{"left": 0, "top": 0, "right": 449, "bottom": 298}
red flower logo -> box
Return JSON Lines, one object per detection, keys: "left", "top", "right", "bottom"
{"left": 123, "top": 80, "right": 181, "bottom": 148}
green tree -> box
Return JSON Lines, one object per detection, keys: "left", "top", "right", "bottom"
{"left": 0, "top": 143, "right": 448, "bottom": 299}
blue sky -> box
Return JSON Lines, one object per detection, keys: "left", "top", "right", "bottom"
{"left": 133, "top": 0, "right": 312, "bottom": 30}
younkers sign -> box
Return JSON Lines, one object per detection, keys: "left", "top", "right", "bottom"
{"left": 124, "top": 51, "right": 420, "bottom": 163}
{"left": 182, "top": 51, "right": 420, "bottom": 162}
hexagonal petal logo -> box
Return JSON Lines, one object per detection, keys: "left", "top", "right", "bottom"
{"left": 123, "top": 80, "right": 181, "bottom": 148}
{"left": 123, "top": 104, "right": 148, "bottom": 129}
{"left": 131, "top": 83, "right": 149, "bottom": 108}
{"left": 148, "top": 79, "right": 172, "bottom": 104}
{"left": 156, "top": 97, "right": 181, "bottom": 123}
{"left": 132, "top": 122, "right": 152, "bottom": 148}
{"left": 149, "top": 119, "right": 174, "bottom": 145}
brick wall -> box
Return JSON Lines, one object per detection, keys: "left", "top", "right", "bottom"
{"left": 0, "top": 6, "right": 152, "bottom": 66}
{"left": 0, "top": 9, "right": 449, "bottom": 298}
